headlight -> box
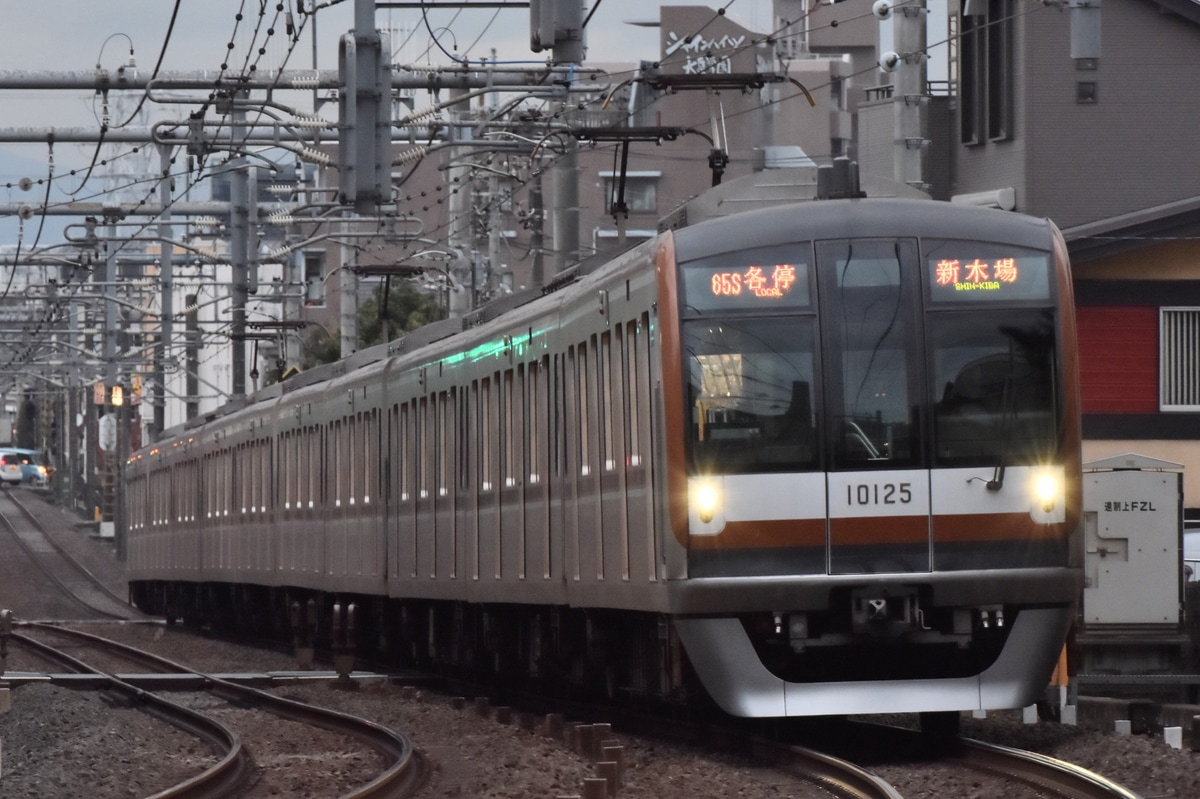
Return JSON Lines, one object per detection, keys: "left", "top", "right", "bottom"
{"left": 694, "top": 480, "right": 721, "bottom": 524}
{"left": 1031, "top": 470, "right": 1060, "bottom": 512}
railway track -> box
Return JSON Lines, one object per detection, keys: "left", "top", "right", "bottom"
{"left": 432, "top": 669, "right": 1155, "bottom": 799}
{"left": 9, "top": 623, "right": 423, "bottom": 799}
{"left": 828, "top": 720, "right": 1146, "bottom": 799}
{"left": 10, "top": 629, "right": 249, "bottom": 798}
{"left": 4, "top": 618, "right": 1162, "bottom": 799}
{"left": 737, "top": 736, "right": 903, "bottom": 799}
{"left": 0, "top": 488, "right": 138, "bottom": 620}
{"left": 958, "top": 737, "right": 1143, "bottom": 799}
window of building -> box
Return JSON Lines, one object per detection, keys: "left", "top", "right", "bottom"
{"left": 304, "top": 250, "right": 325, "bottom": 306}
{"left": 959, "top": 0, "right": 1013, "bottom": 144}
{"left": 1161, "top": 308, "right": 1200, "bottom": 411}
{"left": 600, "top": 171, "right": 660, "bottom": 214}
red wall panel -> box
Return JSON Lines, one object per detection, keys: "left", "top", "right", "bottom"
{"left": 1076, "top": 306, "right": 1159, "bottom": 414}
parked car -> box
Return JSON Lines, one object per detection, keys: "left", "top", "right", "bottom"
{"left": 0, "top": 450, "right": 22, "bottom": 486}
{"left": 0, "top": 449, "right": 49, "bottom": 488}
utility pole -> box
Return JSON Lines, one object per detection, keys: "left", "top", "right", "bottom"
{"left": 226, "top": 90, "right": 251, "bottom": 397}
{"left": 185, "top": 293, "right": 200, "bottom": 421}
{"left": 532, "top": 0, "right": 587, "bottom": 274}
{"left": 552, "top": 138, "right": 581, "bottom": 274}
{"left": 339, "top": 0, "right": 392, "bottom": 214}
{"left": 529, "top": 174, "right": 545, "bottom": 288}
{"left": 100, "top": 216, "right": 120, "bottom": 541}
{"left": 154, "top": 143, "right": 174, "bottom": 438}
{"left": 447, "top": 86, "right": 474, "bottom": 315}
{"left": 487, "top": 171, "right": 503, "bottom": 297}
{"left": 885, "top": 0, "right": 929, "bottom": 192}
{"left": 339, "top": 210, "right": 360, "bottom": 356}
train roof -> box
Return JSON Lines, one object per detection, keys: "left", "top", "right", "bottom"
{"left": 658, "top": 161, "right": 930, "bottom": 230}
{"left": 671, "top": 195, "right": 1058, "bottom": 264}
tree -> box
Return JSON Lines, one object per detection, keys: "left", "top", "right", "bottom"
{"left": 357, "top": 279, "right": 446, "bottom": 348}
{"left": 300, "top": 325, "right": 340, "bottom": 370}
{"left": 294, "top": 280, "right": 445, "bottom": 373}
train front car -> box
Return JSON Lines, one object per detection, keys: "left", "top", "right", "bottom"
{"left": 660, "top": 198, "right": 1082, "bottom": 718}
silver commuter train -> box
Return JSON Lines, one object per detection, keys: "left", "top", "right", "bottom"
{"left": 126, "top": 172, "right": 1083, "bottom": 719}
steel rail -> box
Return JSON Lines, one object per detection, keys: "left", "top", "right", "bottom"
{"left": 2, "top": 490, "right": 145, "bottom": 619}
{"left": 10, "top": 631, "right": 251, "bottom": 799}
{"left": 961, "top": 737, "right": 1144, "bottom": 799}
{"left": 0, "top": 492, "right": 132, "bottom": 621}
{"left": 844, "top": 717, "right": 1144, "bottom": 799}
{"left": 738, "top": 736, "right": 903, "bottom": 799}
{"left": 24, "top": 623, "right": 421, "bottom": 799}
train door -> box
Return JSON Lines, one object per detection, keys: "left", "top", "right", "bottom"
{"left": 817, "top": 238, "right": 931, "bottom": 575}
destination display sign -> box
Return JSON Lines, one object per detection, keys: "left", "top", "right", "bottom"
{"left": 682, "top": 259, "right": 811, "bottom": 312}
{"left": 926, "top": 244, "right": 1052, "bottom": 303}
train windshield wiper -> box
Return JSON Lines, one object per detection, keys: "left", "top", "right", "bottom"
{"left": 986, "top": 373, "right": 1016, "bottom": 491}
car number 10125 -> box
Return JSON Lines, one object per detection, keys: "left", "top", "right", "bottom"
{"left": 846, "top": 482, "right": 912, "bottom": 505}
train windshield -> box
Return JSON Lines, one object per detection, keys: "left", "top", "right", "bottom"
{"left": 680, "top": 238, "right": 1059, "bottom": 474}
{"left": 930, "top": 309, "right": 1058, "bottom": 465}
{"left": 819, "top": 239, "right": 921, "bottom": 469}
{"left": 684, "top": 317, "right": 818, "bottom": 473}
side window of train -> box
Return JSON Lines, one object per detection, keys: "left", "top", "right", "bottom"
{"left": 223, "top": 448, "right": 233, "bottom": 516}
{"left": 398, "top": 402, "right": 412, "bottom": 501}
{"left": 478, "top": 378, "right": 492, "bottom": 492}
{"left": 553, "top": 353, "right": 565, "bottom": 477}
{"left": 417, "top": 395, "right": 430, "bottom": 499}
{"left": 456, "top": 390, "right": 470, "bottom": 492}
{"left": 318, "top": 423, "right": 327, "bottom": 507}
{"left": 571, "top": 343, "right": 587, "bottom": 477}
{"left": 528, "top": 361, "right": 540, "bottom": 485}
{"left": 331, "top": 418, "right": 341, "bottom": 508}
{"left": 298, "top": 427, "right": 308, "bottom": 509}
{"left": 439, "top": 391, "right": 451, "bottom": 498}
{"left": 245, "top": 440, "right": 254, "bottom": 513}
{"left": 503, "top": 369, "right": 517, "bottom": 488}
{"left": 346, "top": 414, "right": 356, "bottom": 505}
{"left": 600, "top": 330, "right": 616, "bottom": 472}
{"left": 283, "top": 431, "right": 290, "bottom": 511}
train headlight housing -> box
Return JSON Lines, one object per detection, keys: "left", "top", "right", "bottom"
{"left": 1030, "top": 469, "right": 1061, "bottom": 513}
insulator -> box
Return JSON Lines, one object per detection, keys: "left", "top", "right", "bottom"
{"left": 403, "top": 106, "right": 442, "bottom": 124}
{"left": 394, "top": 146, "right": 428, "bottom": 165}
{"left": 288, "top": 115, "right": 332, "bottom": 129}
{"left": 289, "top": 74, "right": 321, "bottom": 89}
{"left": 299, "top": 147, "right": 331, "bottom": 165}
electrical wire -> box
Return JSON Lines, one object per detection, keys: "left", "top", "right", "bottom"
{"left": 113, "top": 0, "right": 183, "bottom": 128}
